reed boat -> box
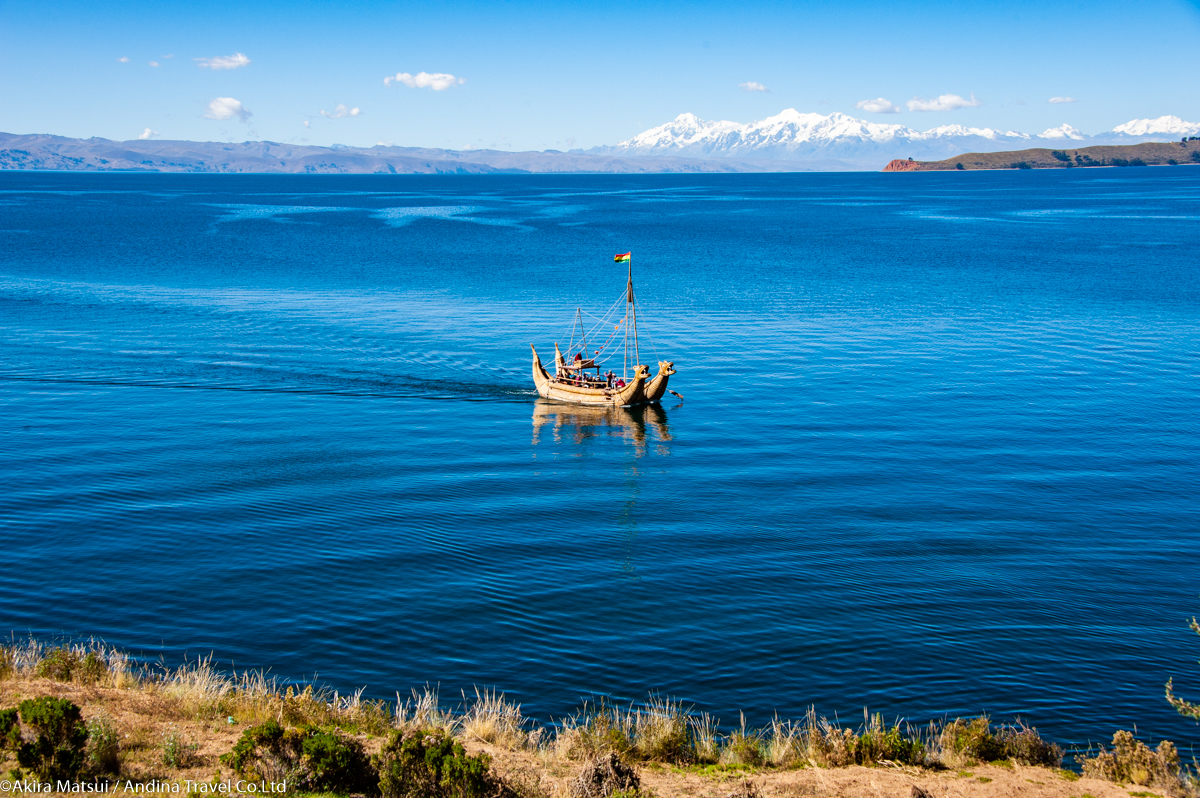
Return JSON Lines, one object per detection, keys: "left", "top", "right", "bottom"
{"left": 531, "top": 254, "right": 675, "bottom": 407}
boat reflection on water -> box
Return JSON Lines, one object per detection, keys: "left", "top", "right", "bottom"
{"left": 531, "top": 400, "right": 673, "bottom": 453}
{"left": 531, "top": 401, "right": 675, "bottom": 579}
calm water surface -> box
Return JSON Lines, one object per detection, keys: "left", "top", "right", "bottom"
{"left": 1, "top": 170, "right": 1198, "bottom": 751}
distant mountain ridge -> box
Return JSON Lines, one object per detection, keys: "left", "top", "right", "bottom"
{"left": 0, "top": 132, "right": 801, "bottom": 175}
{"left": 3, "top": 112, "right": 1199, "bottom": 174}
{"left": 592, "top": 110, "right": 1200, "bottom": 169}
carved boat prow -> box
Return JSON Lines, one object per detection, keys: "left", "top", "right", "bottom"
{"left": 643, "top": 360, "right": 676, "bottom": 403}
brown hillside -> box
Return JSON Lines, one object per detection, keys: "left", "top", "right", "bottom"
{"left": 884, "top": 139, "right": 1200, "bottom": 171}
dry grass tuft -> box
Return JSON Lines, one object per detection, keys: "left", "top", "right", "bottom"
{"left": 765, "top": 715, "right": 803, "bottom": 767}
{"left": 461, "top": 687, "right": 529, "bottom": 749}
{"left": 553, "top": 700, "right": 634, "bottom": 761}
{"left": 394, "top": 684, "right": 456, "bottom": 736}
{"left": 1, "top": 637, "right": 134, "bottom": 688}
{"left": 802, "top": 707, "right": 858, "bottom": 767}
{"left": 630, "top": 695, "right": 692, "bottom": 764}
{"left": 719, "top": 711, "right": 765, "bottom": 767}
{"left": 689, "top": 711, "right": 720, "bottom": 764}
{"left": 160, "top": 655, "right": 238, "bottom": 718}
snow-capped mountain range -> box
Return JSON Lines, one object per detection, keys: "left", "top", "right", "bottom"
{"left": 592, "top": 110, "right": 1200, "bottom": 168}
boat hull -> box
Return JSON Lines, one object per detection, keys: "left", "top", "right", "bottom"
{"left": 531, "top": 345, "right": 648, "bottom": 407}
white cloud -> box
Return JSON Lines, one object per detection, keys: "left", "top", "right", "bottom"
{"left": 118, "top": 56, "right": 129, "bottom": 63}
{"left": 203, "top": 97, "right": 252, "bottom": 122}
{"left": 195, "top": 53, "right": 251, "bottom": 70}
{"left": 302, "top": 120, "right": 310, "bottom": 128}
{"left": 856, "top": 97, "right": 901, "bottom": 114}
{"left": 907, "top": 93, "right": 982, "bottom": 112}
{"left": 138, "top": 128, "right": 159, "bottom": 140}
{"left": 1048, "top": 96, "right": 1077, "bottom": 104}
{"left": 384, "top": 71, "right": 464, "bottom": 90}
{"left": 149, "top": 61, "right": 159, "bottom": 67}
{"left": 739, "top": 81, "right": 769, "bottom": 93}
{"left": 162, "top": 54, "right": 174, "bottom": 59}
{"left": 320, "top": 104, "right": 361, "bottom": 119}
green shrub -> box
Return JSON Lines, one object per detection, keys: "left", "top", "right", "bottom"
{"left": 719, "top": 730, "right": 764, "bottom": 767}
{"left": 77, "top": 652, "right": 107, "bottom": 685}
{"left": 956, "top": 163, "right": 965, "bottom": 170}
{"left": 161, "top": 726, "right": 197, "bottom": 769}
{"left": 1, "top": 708, "right": 20, "bottom": 751}
{"left": 1052, "top": 151, "right": 1070, "bottom": 162}
{"left": 1191, "top": 151, "right": 1200, "bottom": 163}
{"left": 856, "top": 716, "right": 923, "bottom": 765}
{"left": 375, "top": 729, "right": 511, "bottom": 798}
{"left": 221, "top": 720, "right": 376, "bottom": 794}
{"left": 300, "top": 729, "right": 376, "bottom": 794}
{"left": 994, "top": 723, "right": 1062, "bottom": 767}
{"left": 222, "top": 720, "right": 293, "bottom": 777}
{"left": 940, "top": 717, "right": 1004, "bottom": 763}
{"left": 86, "top": 715, "right": 120, "bottom": 775}
{"left": 555, "top": 704, "right": 634, "bottom": 761}
{"left": 29, "top": 647, "right": 107, "bottom": 684}
{"left": 1080, "top": 731, "right": 1179, "bottom": 788}
{"left": 1012, "top": 162, "right": 1032, "bottom": 170}
{"left": 15, "top": 697, "right": 90, "bottom": 781}
{"left": 35, "top": 648, "right": 79, "bottom": 682}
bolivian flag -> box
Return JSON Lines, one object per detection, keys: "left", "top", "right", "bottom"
{"left": 615, "top": 252, "right": 631, "bottom": 263}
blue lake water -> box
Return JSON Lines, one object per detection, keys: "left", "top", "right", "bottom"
{"left": 1, "top": 169, "right": 1198, "bottom": 752}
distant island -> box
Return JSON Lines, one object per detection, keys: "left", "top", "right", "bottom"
{"left": 883, "top": 138, "right": 1200, "bottom": 171}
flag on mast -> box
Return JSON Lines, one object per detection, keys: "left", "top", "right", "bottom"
{"left": 614, "top": 252, "right": 631, "bottom": 263}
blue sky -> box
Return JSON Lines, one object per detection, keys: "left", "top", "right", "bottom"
{"left": 2, "top": 0, "right": 1199, "bottom": 150}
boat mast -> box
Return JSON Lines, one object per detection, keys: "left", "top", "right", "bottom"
{"left": 577, "top": 308, "right": 588, "bottom": 361}
{"left": 623, "top": 258, "right": 630, "bottom": 380}
{"left": 628, "top": 256, "right": 640, "bottom": 370}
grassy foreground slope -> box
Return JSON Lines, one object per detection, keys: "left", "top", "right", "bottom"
{"left": 884, "top": 139, "right": 1200, "bottom": 171}
{"left": 1, "top": 638, "right": 1195, "bottom": 797}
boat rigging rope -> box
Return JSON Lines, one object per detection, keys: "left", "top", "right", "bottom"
{"left": 555, "top": 283, "right": 667, "bottom": 384}
{"left": 581, "top": 290, "right": 627, "bottom": 339}
{"left": 564, "top": 289, "right": 626, "bottom": 359}
{"left": 632, "top": 301, "right": 663, "bottom": 364}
